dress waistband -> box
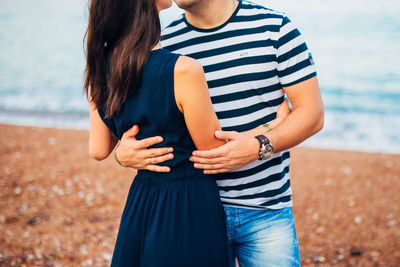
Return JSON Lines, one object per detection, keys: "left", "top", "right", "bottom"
{"left": 136, "top": 162, "right": 211, "bottom": 186}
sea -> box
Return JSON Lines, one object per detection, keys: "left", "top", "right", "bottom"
{"left": 0, "top": 0, "right": 399, "bottom": 154}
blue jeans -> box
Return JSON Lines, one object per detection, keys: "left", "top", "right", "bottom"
{"left": 224, "top": 206, "right": 300, "bottom": 267}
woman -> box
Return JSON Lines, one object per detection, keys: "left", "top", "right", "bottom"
{"left": 84, "top": 0, "right": 228, "bottom": 266}
{"left": 84, "top": 0, "right": 289, "bottom": 266}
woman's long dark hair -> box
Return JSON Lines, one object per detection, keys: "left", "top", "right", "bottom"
{"left": 84, "top": 0, "right": 161, "bottom": 118}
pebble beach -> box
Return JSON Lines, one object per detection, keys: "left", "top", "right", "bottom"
{"left": 1, "top": 124, "right": 399, "bottom": 266}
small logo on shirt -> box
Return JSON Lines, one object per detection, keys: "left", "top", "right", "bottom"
{"left": 308, "top": 52, "right": 315, "bottom": 65}
{"left": 240, "top": 51, "right": 249, "bottom": 57}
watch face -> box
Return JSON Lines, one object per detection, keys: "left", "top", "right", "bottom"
{"left": 256, "top": 135, "right": 274, "bottom": 160}
{"left": 261, "top": 144, "right": 273, "bottom": 159}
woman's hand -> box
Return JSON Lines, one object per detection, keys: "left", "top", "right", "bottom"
{"left": 116, "top": 125, "right": 174, "bottom": 172}
{"left": 273, "top": 98, "right": 291, "bottom": 125}
{"left": 241, "top": 99, "right": 291, "bottom": 138}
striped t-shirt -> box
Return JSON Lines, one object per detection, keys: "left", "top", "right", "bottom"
{"left": 161, "top": 0, "right": 317, "bottom": 210}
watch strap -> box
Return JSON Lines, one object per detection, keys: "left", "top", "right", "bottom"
{"left": 255, "top": 135, "right": 271, "bottom": 147}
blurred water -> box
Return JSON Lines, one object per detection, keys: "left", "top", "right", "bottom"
{"left": 0, "top": 0, "right": 399, "bottom": 153}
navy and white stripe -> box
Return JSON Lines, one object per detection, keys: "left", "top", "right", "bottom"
{"left": 161, "top": 0, "right": 316, "bottom": 210}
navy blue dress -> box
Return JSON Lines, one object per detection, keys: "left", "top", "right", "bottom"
{"left": 98, "top": 49, "right": 228, "bottom": 267}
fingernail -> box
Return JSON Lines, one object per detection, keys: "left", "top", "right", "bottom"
{"left": 168, "top": 154, "right": 173, "bottom": 159}
{"left": 158, "top": 137, "right": 163, "bottom": 142}
{"left": 194, "top": 164, "right": 198, "bottom": 168}
{"left": 168, "top": 147, "right": 173, "bottom": 152}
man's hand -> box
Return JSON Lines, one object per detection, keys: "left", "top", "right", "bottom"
{"left": 116, "top": 125, "right": 174, "bottom": 172}
{"left": 189, "top": 130, "right": 259, "bottom": 174}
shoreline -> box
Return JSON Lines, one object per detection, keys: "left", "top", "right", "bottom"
{"left": 1, "top": 121, "right": 399, "bottom": 155}
{"left": 1, "top": 123, "right": 400, "bottom": 266}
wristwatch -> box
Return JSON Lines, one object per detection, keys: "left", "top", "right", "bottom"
{"left": 255, "top": 135, "right": 274, "bottom": 160}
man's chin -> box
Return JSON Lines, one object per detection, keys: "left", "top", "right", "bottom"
{"left": 174, "top": 0, "right": 199, "bottom": 11}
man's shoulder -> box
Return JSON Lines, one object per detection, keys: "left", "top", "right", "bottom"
{"left": 240, "top": 0, "right": 285, "bottom": 19}
{"left": 161, "top": 13, "right": 186, "bottom": 37}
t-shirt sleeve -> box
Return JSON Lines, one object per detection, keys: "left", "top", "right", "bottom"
{"left": 97, "top": 108, "right": 119, "bottom": 139}
{"left": 276, "top": 15, "right": 317, "bottom": 87}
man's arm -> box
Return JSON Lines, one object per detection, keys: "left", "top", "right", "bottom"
{"left": 266, "top": 76, "right": 324, "bottom": 152}
{"left": 189, "top": 76, "right": 324, "bottom": 174}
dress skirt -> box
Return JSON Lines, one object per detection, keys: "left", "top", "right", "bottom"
{"left": 110, "top": 164, "right": 228, "bottom": 267}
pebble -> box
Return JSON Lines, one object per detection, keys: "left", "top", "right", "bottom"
{"left": 14, "top": 187, "right": 22, "bottom": 195}
{"left": 337, "top": 254, "right": 345, "bottom": 261}
{"left": 89, "top": 216, "right": 103, "bottom": 223}
{"left": 312, "top": 213, "right": 319, "bottom": 220}
{"left": 21, "top": 202, "right": 29, "bottom": 212}
{"left": 354, "top": 216, "right": 362, "bottom": 224}
{"left": 347, "top": 199, "right": 356, "bottom": 207}
{"left": 102, "top": 241, "right": 111, "bottom": 248}
{"left": 350, "top": 246, "right": 363, "bottom": 256}
{"left": 62, "top": 217, "right": 74, "bottom": 226}
{"left": 336, "top": 247, "right": 345, "bottom": 254}
{"left": 102, "top": 252, "right": 112, "bottom": 261}
{"left": 0, "top": 215, "right": 5, "bottom": 224}
{"left": 385, "top": 160, "right": 394, "bottom": 168}
{"left": 388, "top": 220, "right": 397, "bottom": 227}
{"left": 75, "top": 143, "right": 83, "bottom": 151}
{"left": 52, "top": 185, "right": 65, "bottom": 196}
{"left": 27, "top": 214, "right": 50, "bottom": 226}
{"left": 65, "top": 179, "right": 73, "bottom": 188}
{"left": 370, "top": 251, "right": 380, "bottom": 257}
{"left": 312, "top": 256, "right": 326, "bottom": 263}
{"left": 365, "top": 180, "right": 373, "bottom": 187}
{"left": 34, "top": 248, "right": 43, "bottom": 259}
{"left": 48, "top": 137, "right": 57, "bottom": 145}
{"left": 53, "top": 238, "right": 61, "bottom": 248}
{"left": 344, "top": 166, "right": 352, "bottom": 175}
{"left": 84, "top": 259, "right": 94, "bottom": 266}
{"left": 85, "top": 192, "right": 95, "bottom": 207}
{"left": 27, "top": 184, "right": 36, "bottom": 191}
{"left": 27, "top": 217, "right": 38, "bottom": 226}
{"left": 4, "top": 167, "right": 11, "bottom": 174}
{"left": 78, "top": 191, "right": 85, "bottom": 199}
{"left": 22, "top": 231, "right": 31, "bottom": 238}
{"left": 73, "top": 175, "right": 79, "bottom": 182}
{"left": 80, "top": 246, "right": 88, "bottom": 256}
{"left": 6, "top": 215, "right": 18, "bottom": 224}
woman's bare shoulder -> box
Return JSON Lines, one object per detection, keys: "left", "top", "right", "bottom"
{"left": 174, "top": 55, "right": 204, "bottom": 77}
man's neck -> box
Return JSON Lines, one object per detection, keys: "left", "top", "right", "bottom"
{"left": 185, "top": 0, "right": 238, "bottom": 30}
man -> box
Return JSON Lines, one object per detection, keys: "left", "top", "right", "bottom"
{"left": 114, "top": 0, "right": 323, "bottom": 266}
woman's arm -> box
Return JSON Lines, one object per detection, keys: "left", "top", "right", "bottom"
{"left": 88, "top": 88, "right": 118, "bottom": 160}
{"left": 174, "top": 56, "right": 226, "bottom": 150}
{"left": 242, "top": 98, "right": 291, "bottom": 138}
